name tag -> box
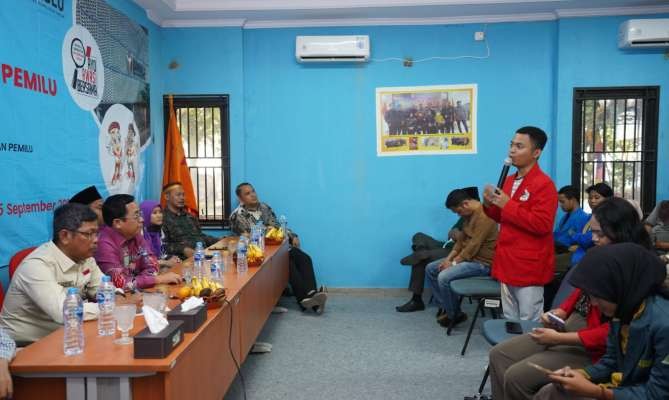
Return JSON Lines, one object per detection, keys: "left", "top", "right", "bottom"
{"left": 58, "top": 281, "right": 74, "bottom": 288}
{"left": 638, "top": 359, "right": 652, "bottom": 368}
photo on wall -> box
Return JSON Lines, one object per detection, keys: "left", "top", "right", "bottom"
{"left": 376, "top": 84, "right": 477, "bottom": 156}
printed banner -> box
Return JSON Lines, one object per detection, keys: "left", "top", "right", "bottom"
{"left": 376, "top": 84, "right": 477, "bottom": 156}
{"left": 0, "top": 0, "right": 150, "bottom": 266}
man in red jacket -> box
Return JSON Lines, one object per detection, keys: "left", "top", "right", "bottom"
{"left": 483, "top": 126, "right": 557, "bottom": 321}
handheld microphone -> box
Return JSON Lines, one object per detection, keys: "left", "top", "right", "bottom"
{"left": 497, "top": 158, "right": 512, "bottom": 189}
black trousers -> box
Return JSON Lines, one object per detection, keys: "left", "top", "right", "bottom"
{"left": 407, "top": 233, "right": 453, "bottom": 296}
{"left": 289, "top": 247, "right": 318, "bottom": 302}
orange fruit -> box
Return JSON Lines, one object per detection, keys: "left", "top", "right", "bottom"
{"left": 177, "top": 286, "right": 192, "bottom": 300}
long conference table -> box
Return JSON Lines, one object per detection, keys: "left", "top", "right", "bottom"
{"left": 10, "top": 238, "right": 290, "bottom": 400}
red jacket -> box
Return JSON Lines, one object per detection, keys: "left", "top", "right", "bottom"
{"left": 560, "top": 288, "right": 609, "bottom": 363}
{"left": 484, "top": 163, "right": 557, "bottom": 286}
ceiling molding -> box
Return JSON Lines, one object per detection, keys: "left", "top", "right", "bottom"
{"left": 555, "top": 5, "right": 669, "bottom": 18}
{"left": 244, "top": 12, "right": 557, "bottom": 29}
{"left": 145, "top": 8, "right": 163, "bottom": 26}
{"left": 161, "top": 18, "right": 248, "bottom": 28}
{"left": 171, "top": 0, "right": 551, "bottom": 12}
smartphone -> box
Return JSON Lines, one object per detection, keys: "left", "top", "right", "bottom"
{"left": 526, "top": 362, "right": 554, "bottom": 375}
{"left": 546, "top": 312, "right": 566, "bottom": 332}
{"left": 505, "top": 321, "right": 523, "bottom": 334}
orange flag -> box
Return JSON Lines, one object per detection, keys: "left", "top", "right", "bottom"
{"left": 162, "top": 95, "right": 198, "bottom": 216}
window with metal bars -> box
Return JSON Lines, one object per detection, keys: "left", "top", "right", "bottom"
{"left": 571, "top": 87, "right": 659, "bottom": 215}
{"left": 163, "top": 95, "right": 231, "bottom": 227}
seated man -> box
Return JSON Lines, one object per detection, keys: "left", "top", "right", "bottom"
{"left": 95, "top": 194, "right": 181, "bottom": 290}
{"left": 0, "top": 328, "right": 15, "bottom": 399}
{"left": 162, "top": 182, "right": 219, "bottom": 259}
{"left": 396, "top": 214, "right": 464, "bottom": 313}
{"left": 230, "top": 182, "right": 327, "bottom": 314}
{"left": 69, "top": 185, "right": 104, "bottom": 225}
{"left": 650, "top": 200, "right": 669, "bottom": 259}
{"left": 0, "top": 203, "right": 103, "bottom": 343}
{"left": 426, "top": 188, "right": 498, "bottom": 327}
{"left": 553, "top": 185, "right": 590, "bottom": 271}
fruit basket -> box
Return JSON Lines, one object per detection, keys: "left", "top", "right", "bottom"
{"left": 175, "top": 277, "right": 226, "bottom": 309}
{"left": 265, "top": 227, "right": 285, "bottom": 245}
{"left": 232, "top": 243, "right": 264, "bottom": 267}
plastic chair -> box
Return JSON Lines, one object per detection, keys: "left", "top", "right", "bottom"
{"left": 9, "top": 246, "right": 36, "bottom": 279}
{"left": 447, "top": 276, "right": 501, "bottom": 355}
{"left": 467, "top": 265, "right": 579, "bottom": 399}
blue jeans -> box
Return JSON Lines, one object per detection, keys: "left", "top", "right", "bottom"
{"left": 425, "top": 258, "right": 490, "bottom": 318}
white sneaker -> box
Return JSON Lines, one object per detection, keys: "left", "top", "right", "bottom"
{"left": 300, "top": 292, "right": 327, "bottom": 314}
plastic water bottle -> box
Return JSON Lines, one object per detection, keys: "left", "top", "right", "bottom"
{"left": 63, "top": 287, "right": 84, "bottom": 356}
{"left": 96, "top": 276, "right": 116, "bottom": 336}
{"left": 211, "top": 251, "right": 223, "bottom": 286}
{"left": 279, "top": 215, "right": 288, "bottom": 237}
{"left": 194, "top": 241, "right": 204, "bottom": 278}
{"left": 255, "top": 221, "right": 266, "bottom": 251}
{"left": 237, "top": 238, "right": 248, "bottom": 274}
{"left": 251, "top": 223, "right": 262, "bottom": 247}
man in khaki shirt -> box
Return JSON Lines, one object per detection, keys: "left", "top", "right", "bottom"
{"left": 426, "top": 188, "right": 498, "bottom": 327}
{"left": 0, "top": 203, "right": 103, "bottom": 344}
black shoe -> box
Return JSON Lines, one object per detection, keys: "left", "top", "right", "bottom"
{"left": 395, "top": 299, "right": 425, "bottom": 312}
{"left": 400, "top": 250, "right": 428, "bottom": 266}
{"left": 438, "top": 312, "right": 467, "bottom": 327}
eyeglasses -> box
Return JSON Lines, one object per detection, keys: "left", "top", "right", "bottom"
{"left": 122, "top": 212, "right": 143, "bottom": 221}
{"left": 71, "top": 230, "right": 99, "bottom": 240}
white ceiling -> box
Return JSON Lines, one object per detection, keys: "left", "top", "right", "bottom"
{"left": 132, "top": 0, "right": 669, "bottom": 28}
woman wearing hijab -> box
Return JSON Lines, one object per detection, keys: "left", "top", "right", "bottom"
{"left": 489, "top": 197, "right": 649, "bottom": 400}
{"left": 535, "top": 243, "right": 669, "bottom": 399}
{"left": 140, "top": 200, "right": 181, "bottom": 269}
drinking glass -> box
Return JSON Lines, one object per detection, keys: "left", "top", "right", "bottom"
{"left": 113, "top": 304, "right": 136, "bottom": 345}
{"left": 142, "top": 292, "right": 166, "bottom": 316}
{"left": 182, "top": 265, "right": 193, "bottom": 285}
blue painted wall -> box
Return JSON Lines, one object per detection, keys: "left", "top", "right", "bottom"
{"left": 554, "top": 15, "right": 669, "bottom": 202}
{"left": 159, "top": 16, "right": 668, "bottom": 288}
{"left": 240, "top": 23, "right": 556, "bottom": 287}
{"left": 157, "top": 27, "right": 246, "bottom": 202}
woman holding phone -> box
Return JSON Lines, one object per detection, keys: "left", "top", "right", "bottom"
{"left": 535, "top": 243, "right": 669, "bottom": 399}
{"left": 489, "top": 198, "right": 649, "bottom": 400}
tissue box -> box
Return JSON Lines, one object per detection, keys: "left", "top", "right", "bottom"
{"left": 167, "top": 304, "right": 207, "bottom": 333}
{"left": 134, "top": 320, "right": 184, "bottom": 359}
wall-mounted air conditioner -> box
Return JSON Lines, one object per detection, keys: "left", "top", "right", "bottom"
{"left": 296, "top": 35, "right": 370, "bottom": 63}
{"left": 619, "top": 18, "right": 669, "bottom": 48}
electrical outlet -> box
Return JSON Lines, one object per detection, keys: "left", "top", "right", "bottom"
{"left": 474, "top": 31, "right": 485, "bottom": 41}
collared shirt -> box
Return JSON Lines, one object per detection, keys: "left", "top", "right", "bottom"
{"left": 162, "top": 208, "right": 218, "bottom": 257}
{"left": 451, "top": 204, "right": 498, "bottom": 265}
{"left": 95, "top": 225, "right": 158, "bottom": 290}
{"left": 229, "top": 202, "right": 296, "bottom": 239}
{"left": 0, "top": 328, "right": 15, "bottom": 361}
{"left": 0, "top": 241, "right": 102, "bottom": 343}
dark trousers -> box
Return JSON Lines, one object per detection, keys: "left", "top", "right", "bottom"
{"left": 289, "top": 247, "right": 318, "bottom": 302}
{"left": 407, "top": 233, "right": 453, "bottom": 296}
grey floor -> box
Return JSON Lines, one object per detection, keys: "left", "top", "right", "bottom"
{"left": 224, "top": 290, "right": 492, "bottom": 400}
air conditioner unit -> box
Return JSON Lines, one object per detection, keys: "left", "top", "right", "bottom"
{"left": 296, "top": 35, "right": 370, "bottom": 63}
{"left": 618, "top": 18, "right": 669, "bottom": 48}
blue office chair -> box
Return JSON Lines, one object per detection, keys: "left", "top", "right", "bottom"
{"left": 447, "top": 276, "right": 501, "bottom": 356}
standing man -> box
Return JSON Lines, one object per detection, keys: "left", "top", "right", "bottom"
{"left": 483, "top": 126, "right": 557, "bottom": 321}
{"left": 162, "top": 182, "right": 219, "bottom": 259}
{"left": 230, "top": 183, "right": 327, "bottom": 314}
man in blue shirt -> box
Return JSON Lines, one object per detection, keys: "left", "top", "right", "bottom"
{"left": 553, "top": 185, "right": 590, "bottom": 269}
